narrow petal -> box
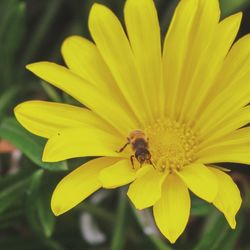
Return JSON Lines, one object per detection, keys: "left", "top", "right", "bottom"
{"left": 127, "top": 168, "right": 168, "bottom": 210}
{"left": 89, "top": 4, "right": 152, "bottom": 125}
{"left": 124, "top": 0, "right": 163, "bottom": 117}
{"left": 183, "top": 12, "right": 242, "bottom": 123}
{"left": 208, "top": 33, "right": 250, "bottom": 98}
{"left": 196, "top": 35, "right": 250, "bottom": 134}
{"left": 176, "top": 164, "right": 218, "bottom": 202}
{"left": 197, "top": 127, "right": 250, "bottom": 165}
{"left": 199, "top": 105, "right": 250, "bottom": 146}
{"left": 163, "top": 0, "right": 220, "bottom": 119}
{"left": 199, "top": 127, "right": 250, "bottom": 151}
{"left": 99, "top": 159, "right": 137, "bottom": 188}
{"left": 14, "top": 101, "right": 116, "bottom": 138}
{"left": 197, "top": 145, "right": 250, "bottom": 165}
{"left": 62, "top": 36, "right": 112, "bottom": 87}
{"left": 177, "top": 0, "right": 220, "bottom": 120}
{"left": 51, "top": 157, "right": 118, "bottom": 215}
{"left": 61, "top": 36, "right": 139, "bottom": 124}
{"left": 26, "top": 62, "right": 137, "bottom": 135}
{"left": 153, "top": 174, "right": 190, "bottom": 244}
{"left": 42, "top": 127, "right": 122, "bottom": 162}
{"left": 209, "top": 167, "right": 242, "bottom": 229}
{"left": 163, "top": 0, "right": 198, "bottom": 118}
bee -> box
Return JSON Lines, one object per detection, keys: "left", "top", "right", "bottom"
{"left": 117, "top": 130, "right": 155, "bottom": 168}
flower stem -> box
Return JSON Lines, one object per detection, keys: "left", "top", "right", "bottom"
{"left": 110, "top": 188, "right": 128, "bottom": 250}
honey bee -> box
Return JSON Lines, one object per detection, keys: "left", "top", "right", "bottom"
{"left": 117, "top": 130, "right": 155, "bottom": 168}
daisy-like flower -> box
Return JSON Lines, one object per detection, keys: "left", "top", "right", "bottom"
{"left": 14, "top": 0, "right": 249, "bottom": 243}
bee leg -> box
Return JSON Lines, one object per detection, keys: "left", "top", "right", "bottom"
{"left": 130, "top": 155, "right": 135, "bottom": 169}
{"left": 116, "top": 139, "right": 130, "bottom": 153}
{"left": 149, "top": 159, "right": 156, "bottom": 169}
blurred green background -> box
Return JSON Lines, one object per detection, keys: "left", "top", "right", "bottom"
{"left": 0, "top": 0, "right": 250, "bottom": 249}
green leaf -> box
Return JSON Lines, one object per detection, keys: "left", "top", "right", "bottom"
{"left": 191, "top": 196, "right": 213, "bottom": 216}
{"left": 41, "top": 81, "right": 62, "bottom": 103}
{"left": 0, "top": 117, "right": 67, "bottom": 171}
{"left": 0, "top": 1, "right": 26, "bottom": 85}
{"left": 36, "top": 191, "right": 56, "bottom": 238}
{"left": 0, "top": 208, "right": 23, "bottom": 230}
{"left": 26, "top": 170, "right": 56, "bottom": 238}
{"left": 0, "top": 0, "right": 19, "bottom": 38}
{"left": 110, "top": 188, "right": 128, "bottom": 250}
{"left": 193, "top": 210, "right": 243, "bottom": 250}
{"left": 220, "top": 0, "right": 250, "bottom": 17}
{"left": 0, "top": 171, "right": 31, "bottom": 214}
{"left": 2, "top": 2, "right": 25, "bottom": 58}
{"left": 130, "top": 203, "right": 174, "bottom": 250}
{"left": 0, "top": 236, "right": 65, "bottom": 250}
{"left": 20, "top": 0, "right": 63, "bottom": 68}
{"left": 0, "top": 87, "right": 20, "bottom": 116}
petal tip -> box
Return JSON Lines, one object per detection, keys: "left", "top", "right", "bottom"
{"left": 51, "top": 203, "right": 64, "bottom": 216}
{"left": 25, "top": 63, "right": 33, "bottom": 70}
{"left": 235, "top": 11, "right": 243, "bottom": 19}
{"left": 227, "top": 215, "right": 237, "bottom": 229}
{"left": 26, "top": 61, "right": 54, "bottom": 73}
{"left": 98, "top": 170, "right": 112, "bottom": 188}
{"left": 168, "top": 237, "right": 177, "bottom": 244}
{"left": 230, "top": 223, "right": 236, "bottom": 230}
{"left": 42, "top": 145, "right": 53, "bottom": 162}
{"left": 13, "top": 104, "right": 21, "bottom": 116}
{"left": 52, "top": 209, "right": 61, "bottom": 216}
{"left": 127, "top": 186, "right": 160, "bottom": 210}
{"left": 89, "top": 2, "right": 113, "bottom": 25}
{"left": 161, "top": 230, "right": 179, "bottom": 244}
{"left": 127, "top": 192, "right": 144, "bottom": 210}
{"left": 230, "top": 11, "right": 243, "bottom": 26}
{"left": 61, "top": 35, "right": 82, "bottom": 52}
{"left": 25, "top": 62, "right": 40, "bottom": 71}
{"left": 90, "top": 2, "right": 106, "bottom": 14}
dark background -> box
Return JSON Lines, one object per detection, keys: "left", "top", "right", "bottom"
{"left": 0, "top": 0, "right": 250, "bottom": 249}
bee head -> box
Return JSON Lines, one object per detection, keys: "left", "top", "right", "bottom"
{"left": 135, "top": 148, "right": 151, "bottom": 165}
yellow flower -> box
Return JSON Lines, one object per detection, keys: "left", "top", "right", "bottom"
{"left": 14, "top": 0, "right": 248, "bottom": 243}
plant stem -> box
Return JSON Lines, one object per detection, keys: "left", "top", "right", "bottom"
{"left": 110, "top": 188, "right": 127, "bottom": 250}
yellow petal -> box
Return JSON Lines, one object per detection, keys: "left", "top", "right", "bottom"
{"left": 196, "top": 34, "right": 250, "bottom": 134}
{"left": 14, "top": 100, "right": 116, "bottom": 138}
{"left": 99, "top": 159, "right": 136, "bottom": 188}
{"left": 127, "top": 168, "right": 168, "bottom": 210}
{"left": 209, "top": 32, "right": 250, "bottom": 98}
{"left": 176, "top": 163, "right": 218, "bottom": 202}
{"left": 51, "top": 157, "right": 118, "bottom": 216}
{"left": 163, "top": 0, "right": 220, "bottom": 119}
{"left": 42, "top": 127, "right": 122, "bottom": 162}
{"left": 197, "top": 127, "right": 250, "bottom": 165}
{"left": 153, "top": 174, "right": 190, "bottom": 244}
{"left": 62, "top": 36, "right": 109, "bottom": 86}
{"left": 61, "top": 36, "right": 139, "bottom": 125}
{"left": 197, "top": 144, "right": 250, "bottom": 165}
{"left": 88, "top": 4, "right": 151, "bottom": 125}
{"left": 199, "top": 127, "right": 250, "bottom": 151}
{"left": 124, "top": 0, "right": 163, "bottom": 118}
{"left": 26, "top": 62, "right": 136, "bottom": 135}
{"left": 163, "top": 0, "right": 199, "bottom": 118}
{"left": 209, "top": 167, "right": 242, "bottom": 229}
{"left": 200, "top": 105, "right": 250, "bottom": 146}
{"left": 178, "top": 0, "right": 220, "bottom": 118}
{"left": 184, "top": 12, "right": 242, "bottom": 123}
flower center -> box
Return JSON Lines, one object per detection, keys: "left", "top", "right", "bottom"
{"left": 144, "top": 118, "right": 199, "bottom": 172}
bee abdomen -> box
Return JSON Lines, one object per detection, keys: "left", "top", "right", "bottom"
{"left": 132, "top": 138, "right": 148, "bottom": 150}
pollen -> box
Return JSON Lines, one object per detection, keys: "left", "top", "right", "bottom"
{"left": 145, "top": 119, "right": 199, "bottom": 172}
